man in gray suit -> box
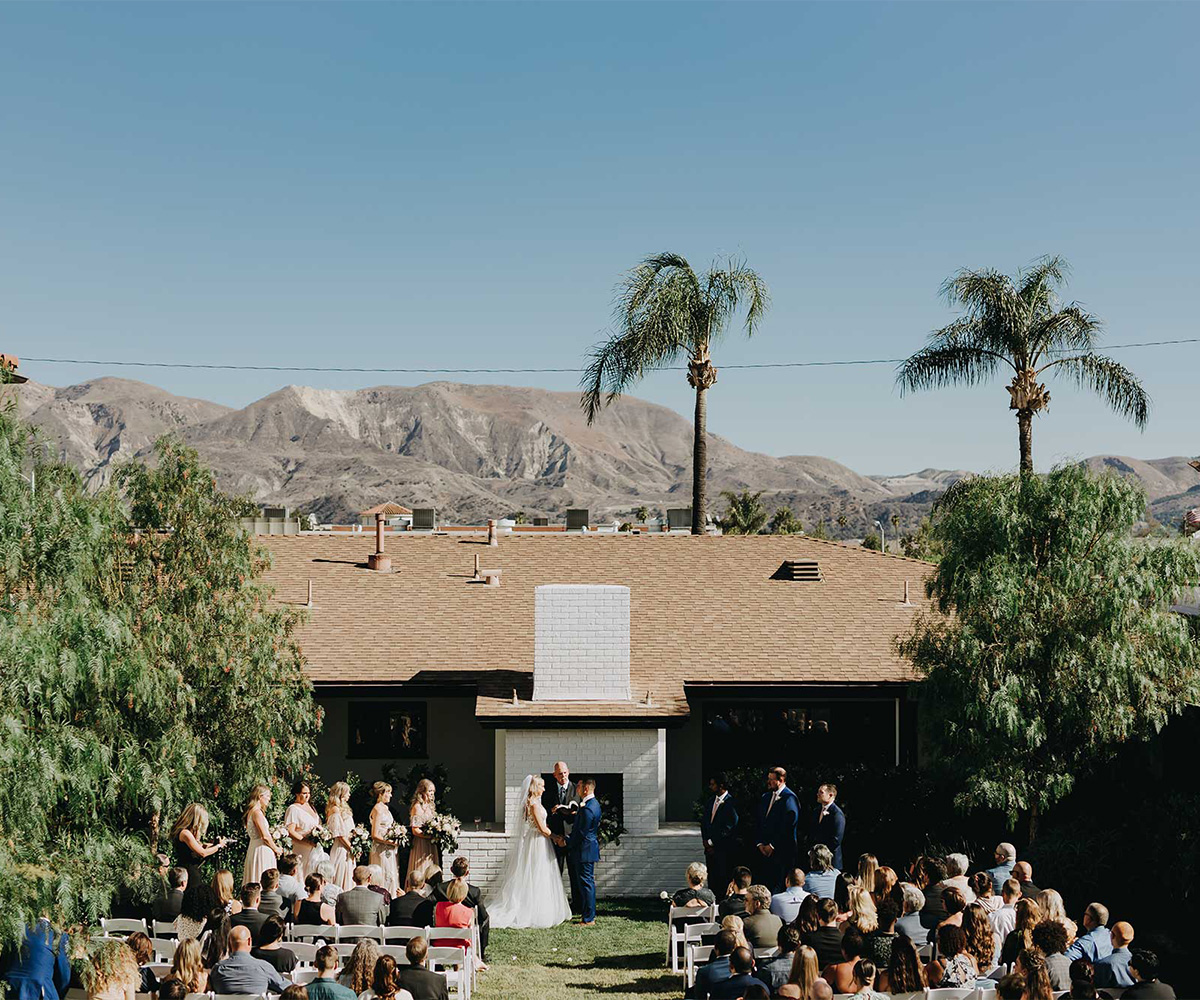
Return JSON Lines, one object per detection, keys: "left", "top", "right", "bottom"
{"left": 210, "top": 926, "right": 287, "bottom": 995}
{"left": 335, "top": 866, "right": 387, "bottom": 927}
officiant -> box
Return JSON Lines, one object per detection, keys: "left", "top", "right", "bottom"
{"left": 542, "top": 761, "right": 581, "bottom": 906}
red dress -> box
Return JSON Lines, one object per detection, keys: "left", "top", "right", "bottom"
{"left": 434, "top": 901, "right": 474, "bottom": 950}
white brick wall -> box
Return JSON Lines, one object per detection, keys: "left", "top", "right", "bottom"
{"left": 533, "top": 585, "right": 630, "bottom": 701}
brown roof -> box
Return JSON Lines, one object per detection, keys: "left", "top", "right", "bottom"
{"left": 260, "top": 533, "right": 933, "bottom": 720}
{"left": 360, "top": 502, "right": 413, "bottom": 516}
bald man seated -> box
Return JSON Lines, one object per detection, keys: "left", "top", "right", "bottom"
{"left": 209, "top": 925, "right": 288, "bottom": 995}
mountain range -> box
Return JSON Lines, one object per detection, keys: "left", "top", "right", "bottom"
{"left": 9, "top": 377, "right": 1199, "bottom": 535}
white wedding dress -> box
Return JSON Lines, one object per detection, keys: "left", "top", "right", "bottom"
{"left": 487, "top": 775, "right": 572, "bottom": 928}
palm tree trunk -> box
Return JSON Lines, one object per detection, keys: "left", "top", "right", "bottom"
{"left": 692, "top": 385, "right": 707, "bottom": 534}
{"left": 1017, "top": 409, "right": 1034, "bottom": 474}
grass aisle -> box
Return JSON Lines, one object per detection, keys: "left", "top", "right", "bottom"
{"left": 476, "top": 898, "right": 679, "bottom": 1000}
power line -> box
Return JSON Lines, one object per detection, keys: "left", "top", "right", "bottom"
{"left": 16, "top": 337, "right": 1199, "bottom": 375}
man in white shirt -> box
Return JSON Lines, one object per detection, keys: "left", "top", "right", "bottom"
{"left": 769, "top": 868, "right": 808, "bottom": 922}
{"left": 989, "top": 877, "right": 1022, "bottom": 962}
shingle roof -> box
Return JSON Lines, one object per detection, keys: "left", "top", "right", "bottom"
{"left": 260, "top": 533, "right": 933, "bottom": 720}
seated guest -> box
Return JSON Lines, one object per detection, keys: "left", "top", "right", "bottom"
{"left": 336, "top": 866, "right": 388, "bottom": 927}
{"left": 157, "top": 981, "right": 188, "bottom": 1000}
{"left": 1032, "top": 918, "right": 1072, "bottom": 990}
{"left": 152, "top": 868, "right": 188, "bottom": 922}
{"left": 879, "top": 935, "right": 925, "bottom": 995}
{"left": 389, "top": 870, "right": 436, "bottom": 928}
{"left": 80, "top": 939, "right": 139, "bottom": 1000}
{"left": 864, "top": 897, "right": 899, "bottom": 969}
{"left": 1036, "top": 888, "right": 1078, "bottom": 942}
{"left": 672, "top": 861, "right": 717, "bottom": 908}
{"left": 367, "top": 865, "right": 393, "bottom": 906}
{"left": 209, "top": 926, "right": 287, "bottom": 996}
{"left": 771, "top": 868, "right": 808, "bottom": 922}
{"left": 200, "top": 907, "right": 233, "bottom": 968}
{"left": 938, "top": 886, "right": 967, "bottom": 931}
{"left": 1016, "top": 949, "right": 1055, "bottom": 1000}
{"left": 783, "top": 944, "right": 819, "bottom": 999}
{"left": 930, "top": 924, "right": 977, "bottom": 988}
{"left": 213, "top": 869, "right": 243, "bottom": 915}
{"left": 895, "top": 883, "right": 927, "bottom": 943}
{"left": 918, "top": 857, "right": 949, "bottom": 927}
{"left": 987, "top": 843, "right": 1017, "bottom": 894}
{"left": 1001, "top": 898, "right": 1043, "bottom": 967}
{"left": 872, "top": 867, "right": 897, "bottom": 908}
{"left": 1069, "top": 959, "right": 1112, "bottom": 1000}
{"left": 972, "top": 872, "right": 1002, "bottom": 913}
{"left": 281, "top": 986, "right": 309, "bottom": 1000}
{"left": 294, "top": 873, "right": 335, "bottom": 925}
{"left": 316, "top": 861, "right": 342, "bottom": 907}
{"left": 845, "top": 886, "right": 878, "bottom": 937}
{"left": 989, "top": 877, "right": 1022, "bottom": 958}
{"left": 962, "top": 902, "right": 1000, "bottom": 978}
{"left": 338, "top": 940, "right": 381, "bottom": 996}
{"left": 231, "top": 882, "right": 268, "bottom": 938}
{"left": 397, "top": 937, "right": 449, "bottom": 1000}
{"left": 688, "top": 928, "right": 737, "bottom": 999}
{"left": 756, "top": 925, "right": 800, "bottom": 994}
{"left": 719, "top": 866, "right": 753, "bottom": 917}
{"left": 742, "top": 885, "right": 783, "bottom": 949}
{"left": 434, "top": 879, "right": 487, "bottom": 971}
{"left": 943, "top": 853, "right": 976, "bottom": 904}
{"left": 803, "top": 898, "right": 845, "bottom": 969}
{"left": 277, "top": 854, "right": 304, "bottom": 907}
{"left": 997, "top": 972, "right": 1025, "bottom": 1000}
{"left": 820, "top": 929, "right": 865, "bottom": 995}
{"left": 359, "top": 954, "right": 413, "bottom": 1000}
{"left": 709, "top": 947, "right": 760, "bottom": 999}
{"left": 1012, "top": 861, "right": 1040, "bottom": 899}
{"left": 1066, "top": 903, "right": 1113, "bottom": 963}
{"left": 802, "top": 846, "right": 839, "bottom": 900}
{"left": 306, "top": 945, "right": 357, "bottom": 1000}
{"left": 1124, "top": 951, "right": 1174, "bottom": 1000}
{"left": 1094, "top": 921, "right": 1134, "bottom": 988}
{"left": 160, "top": 938, "right": 207, "bottom": 995}
{"left": 259, "top": 869, "right": 287, "bottom": 919}
{"left": 791, "top": 894, "right": 821, "bottom": 936}
{"left": 250, "top": 916, "right": 297, "bottom": 974}
{"left": 721, "top": 915, "right": 749, "bottom": 951}
{"left": 432, "top": 857, "right": 490, "bottom": 962}
{"left": 851, "top": 958, "right": 887, "bottom": 1000}
{"left": 123, "top": 933, "right": 158, "bottom": 996}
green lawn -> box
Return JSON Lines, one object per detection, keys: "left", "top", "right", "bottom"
{"left": 476, "top": 898, "right": 681, "bottom": 1000}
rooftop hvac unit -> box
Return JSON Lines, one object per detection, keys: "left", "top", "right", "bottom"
{"left": 666, "top": 508, "right": 692, "bottom": 531}
{"left": 411, "top": 508, "right": 437, "bottom": 531}
{"left": 565, "top": 509, "right": 589, "bottom": 531}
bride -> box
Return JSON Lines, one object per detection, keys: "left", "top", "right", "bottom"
{"left": 487, "top": 774, "right": 572, "bottom": 928}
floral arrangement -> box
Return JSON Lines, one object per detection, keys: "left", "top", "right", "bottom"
{"left": 424, "top": 812, "right": 461, "bottom": 856}
{"left": 310, "top": 823, "right": 334, "bottom": 851}
{"left": 349, "top": 824, "right": 372, "bottom": 859}
{"left": 270, "top": 825, "right": 293, "bottom": 852}
{"left": 385, "top": 822, "right": 411, "bottom": 849}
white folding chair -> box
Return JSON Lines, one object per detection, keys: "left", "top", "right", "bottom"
{"left": 336, "top": 924, "right": 384, "bottom": 943}
{"left": 424, "top": 928, "right": 477, "bottom": 990}
{"left": 686, "top": 944, "right": 715, "bottom": 989}
{"left": 382, "top": 925, "right": 424, "bottom": 943}
{"left": 102, "top": 917, "right": 149, "bottom": 937}
{"left": 152, "top": 937, "right": 177, "bottom": 962}
{"left": 289, "top": 924, "right": 333, "bottom": 943}
{"left": 666, "top": 905, "right": 716, "bottom": 972}
{"left": 918, "top": 943, "right": 935, "bottom": 960}
{"left": 148, "top": 964, "right": 172, "bottom": 979}
{"left": 184, "top": 994, "right": 210, "bottom": 1000}
{"left": 753, "top": 946, "right": 777, "bottom": 960}
{"left": 152, "top": 919, "right": 179, "bottom": 938}
{"left": 290, "top": 970, "right": 318, "bottom": 985}
{"left": 927, "top": 990, "right": 973, "bottom": 1000}
{"left": 289, "top": 942, "right": 319, "bottom": 965}
{"left": 427, "top": 946, "right": 468, "bottom": 1000}
{"left": 378, "top": 945, "right": 409, "bottom": 961}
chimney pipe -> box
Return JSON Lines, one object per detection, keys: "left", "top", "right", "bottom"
{"left": 487, "top": 519, "right": 498, "bottom": 547}
{"left": 368, "top": 512, "right": 392, "bottom": 572}
{"left": 473, "top": 553, "right": 481, "bottom": 580}
{"left": 306, "top": 579, "right": 314, "bottom": 608}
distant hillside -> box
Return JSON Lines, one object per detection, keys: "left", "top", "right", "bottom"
{"left": 8, "top": 377, "right": 1198, "bottom": 534}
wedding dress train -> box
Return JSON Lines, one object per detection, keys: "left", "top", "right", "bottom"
{"left": 487, "top": 775, "right": 572, "bottom": 929}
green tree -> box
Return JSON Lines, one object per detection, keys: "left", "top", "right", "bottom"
{"left": 719, "top": 490, "right": 768, "bottom": 535}
{"left": 900, "top": 516, "right": 943, "bottom": 562}
{"left": 810, "top": 520, "right": 829, "bottom": 540}
{"left": 635, "top": 505, "right": 650, "bottom": 523}
{"left": 897, "top": 465, "right": 1200, "bottom": 840}
{"left": 897, "top": 256, "right": 1149, "bottom": 474}
{"left": 581, "top": 252, "right": 769, "bottom": 534}
{"left": 769, "top": 506, "right": 803, "bottom": 535}
{"left": 861, "top": 531, "right": 882, "bottom": 551}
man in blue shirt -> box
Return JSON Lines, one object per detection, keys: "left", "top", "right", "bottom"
{"left": 1066, "top": 902, "right": 1113, "bottom": 963}
{"left": 802, "top": 845, "right": 839, "bottom": 899}
{"left": 306, "top": 946, "right": 358, "bottom": 1000}
{"left": 986, "top": 843, "right": 1017, "bottom": 894}
{"left": 1095, "top": 922, "right": 1135, "bottom": 988}
{"left": 688, "top": 929, "right": 736, "bottom": 999}
{"left": 769, "top": 868, "right": 809, "bottom": 922}
{"left": 210, "top": 926, "right": 287, "bottom": 995}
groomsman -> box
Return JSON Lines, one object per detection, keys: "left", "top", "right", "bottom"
{"left": 701, "top": 774, "right": 739, "bottom": 897}
{"left": 808, "top": 783, "right": 845, "bottom": 870}
{"left": 754, "top": 767, "right": 800, "bottom": 892}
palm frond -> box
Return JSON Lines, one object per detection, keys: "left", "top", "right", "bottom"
{"left": 939, "top": 268, "right": 1027, "bottom": 357}
{"left": 1029, "top": 304, "right": 1101, "bottom": 358}
{"left": 705, "top": 259, "right": 770, "bottom": 343}
{"left": 896, "top": 342, "right": 1010, "bottom": 395}
{"left": 1018, "top": 254, "right": 1069, "bottom": 300}
{"left": 1039, "top": 353, "right": 1150, "bottom": 429}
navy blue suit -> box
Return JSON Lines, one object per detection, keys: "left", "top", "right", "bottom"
{"left": 701, "top": 793, "right": 739, "bottom": 896}
{"left": 567, "top": 796, "right": 601, "bottom": 923}
{"left": 755, "top": 786, "right": 800, "bottom": 891}
{"left": 1, "top": 923, "right": 70, "bottom": 1000}
{"left": 809, "top": 801, "right": 845, "bottom": 870}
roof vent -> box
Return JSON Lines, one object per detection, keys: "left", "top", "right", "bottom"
{"left": 772, "top": 559, "right": 822, "bottom": 582}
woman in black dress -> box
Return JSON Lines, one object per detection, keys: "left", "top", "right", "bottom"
{"left": 293, "top": 873, "right": 335, "bottom": 925}
{"left": 169, "top": 803, "right": 230, "bottom": 940}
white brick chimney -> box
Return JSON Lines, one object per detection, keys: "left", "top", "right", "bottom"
{"left": 533, "top": 584, "right": 631, "bottom": 701}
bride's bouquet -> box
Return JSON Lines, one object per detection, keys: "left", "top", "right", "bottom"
{"left": 350, "top": 824, "right": 372, "bottom": 859}
{"left": 385, "top": 822, "right": 411, "bottom": 849}
{"left": 311, "top": 823, "right": 334, "bottom": 852}
{"left": 425, "top": 812, "right": 461, "bottom": 855}
{"left": 270, "top": 825, "right": 293, "bottom": 852}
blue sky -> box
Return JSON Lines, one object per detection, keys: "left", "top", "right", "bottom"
{"left": 2, "top": 2, "right": 1197, "bottom": 475}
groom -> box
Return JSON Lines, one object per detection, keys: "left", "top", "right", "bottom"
{"left": 563, "top": 775, "right": 601, "bottom": 926}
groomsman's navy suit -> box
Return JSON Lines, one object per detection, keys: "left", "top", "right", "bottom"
{"left": 809, "top": 800, "right": 845, "bottom": 870}
{"left": 701, "top": 792, "right": 739, "bottom": 896}
{"left": 755, "top": 785, "right": 800, "bottom": 891}
{"left": 567, "top": 796, "right": 601, "bottom": 924}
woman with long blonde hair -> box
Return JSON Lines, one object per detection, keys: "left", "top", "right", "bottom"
{"left": 243, "top": 784, "right": 281, "bottom": 886}
{"left": 80, "top": 939, "right": 139, "bottom": 1000}
{"left": 846, "top": 885, "right": 878, "bottom": 935}
{"left": 162, "top": 939, "right": 208, "bottom": 994}
{"left": 406, "top": 778, "right": 439, "bottom": 880}
{"left": 787, "top": 944, "right": 820, "bottom": 999}
{"left": 325, "top": 780, "right": 356, "bottom": 891}
{"left": 872, "top": 866, "right": 897, "bottom": 906}
{"left": 720, "top": 914, "right": 749, "bottom": 951}
{"left": 170, "top": 803, "right": 229, "bottom": 940}
{"left": 1036, "top": 888, "right": 1078, "bottom": 943}
{"left": 212, "top": 870, "right": 242, "bottom": 914}
{"left": 369, "top": 781, "right": 400, "bottom": 896}
{"left": 1000, "top": 898, "right": 1042, "bottom": 966}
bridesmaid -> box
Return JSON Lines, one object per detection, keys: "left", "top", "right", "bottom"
{"left": 284, "top": 780, "right": 323, "bottom": 875}
{"left": 325, "top": 781, "right": 355, "bottom": 892}
{"left": 243, "top": 785, "right": 281, "bottom": 885}
{"left": 169, "top": 804, "right": 229, "bottom": 940}
{"left": 368, "top": 782, "right": 400, "bottom": 896}
{"left": 405, "top": 778, "right": 439, "bottom": 880}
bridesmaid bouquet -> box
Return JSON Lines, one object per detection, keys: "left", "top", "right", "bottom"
{"left": 311, "top": 824, "right": 334, "bottom": 851}
{"left": 270, "top": 825, "right": 293, "bottom": 851}
{"left": 425, "top": 812, "right": 461, "bottom": 855}
{"left": 350, "top": 825, "right": 372, "bottom": 858}
{"left": 385, "top": 822, "right": 411, "bottom": 848}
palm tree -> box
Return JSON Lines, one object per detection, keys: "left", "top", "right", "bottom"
{"left": 897, "top": 256, "right": 1149, "bottom": 474}
{"left": 581, "top": 252, "right": 769, "bottom": 533}
{"left": 635, "top": 505, "right": 650, "bottom": 523}
{"left": 719, "top": 490, "right": 768, "bottom": 535}
{"left": 769, "top": 506, "right": 803, "bottom": 535}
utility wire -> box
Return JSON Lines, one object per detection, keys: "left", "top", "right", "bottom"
{"left": 17, "top": 337, "right": 1199, "bottom": 375}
